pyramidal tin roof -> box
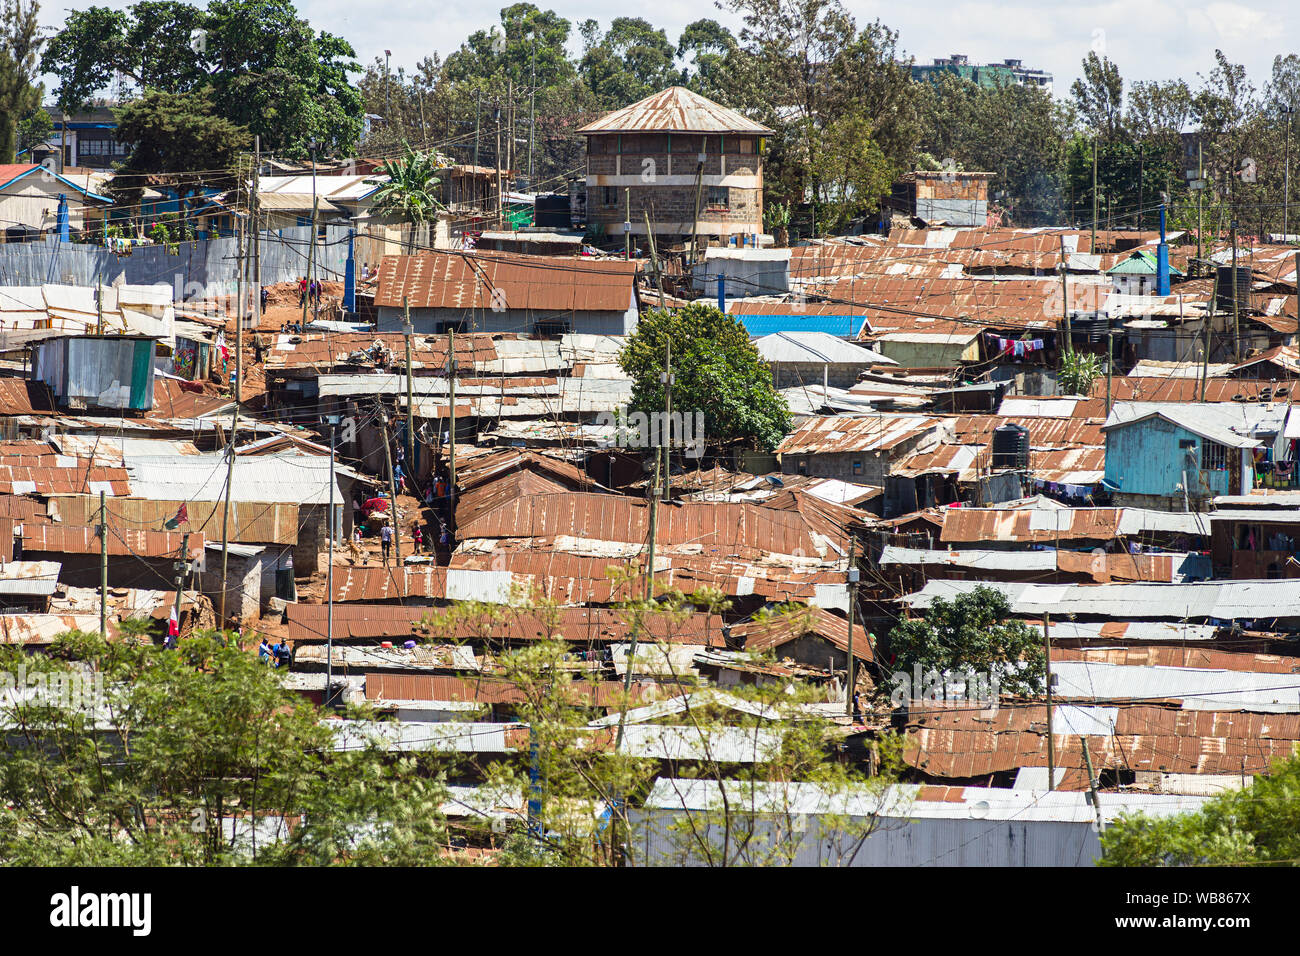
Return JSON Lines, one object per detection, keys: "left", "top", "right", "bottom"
{"left": 578, "top": 86, "right": 773, "bottom": 135}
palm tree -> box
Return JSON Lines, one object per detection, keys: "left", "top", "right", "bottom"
{"left": 368, "top": 145, "right": 446, "bottom": 252}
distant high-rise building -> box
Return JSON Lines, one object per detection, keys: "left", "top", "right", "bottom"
{"left": 912, "top": 56, "right": 1053, "bottom": 95}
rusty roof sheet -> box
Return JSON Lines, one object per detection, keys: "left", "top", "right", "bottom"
{"left": 736, "top": 606, "right": 870, "bottom": 662}
{"left": 892, "top": 442, "right": 982, "bottom": 480}
{"left": 21, "top": 524, "right": 203, "bottom": 559}
{"left": 1093, "top": 377, "right": 1292, "bottom": 403}
{"left": 1028, "top": 446, "right": 1106, "bottom": 483}
{"left": 938, "top": 508, "right": 1149, "bottom": 544}
{"left": 0, "top": 378, "right": 55, "bottom": 415}
{"left": 0, "top": 613, "right": 117, "bottom": 644}
{"left": 776, "top": 414, "right": 944, "bottom": 455}
{"left": 289, "top": 602, "right": 725, "bottom": 646}
{"left": 902, "top": 702, "right": 1300, "bottom": 781}
{"left": 50, "top": 495, "right": 299, "bottom": 545}
{"left": 0, "top": 463, "right": 128, "bottom": 495}
{"left": 946, "top": 414, "right": 1106, "bottom": 448}
{"left": 365, "top": 672, "right": 664, "bottom": 708}
{"left": 150, "top": 379, "right": 232, "bottom": 419}
{"left": 456, "top": 492, "right": 835, "bottom": 558}
{"left": 577, "top": 86, "right": 772, "bottom": 134}
{"left": 375, "top": 252, "right": 637, "bottom": 312}
{"left": 1054, "top": 645, "right": 1300, "bottom": 673}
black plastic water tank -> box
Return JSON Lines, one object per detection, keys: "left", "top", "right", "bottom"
{"left": 991, "top": 423, "right": 1030, "bottom": 469}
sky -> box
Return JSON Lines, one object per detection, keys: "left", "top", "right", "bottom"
{"left": 33, "top": 0, "right": 1300, "bottom": 99}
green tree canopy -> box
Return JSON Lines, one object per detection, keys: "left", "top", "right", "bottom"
{"left": 110, "top": 88, "right": 249, "bottom": 213}
{"left": 0, "top": 0, "right": 42, "bottom": 163}
{"left": 40, "top": 0, "right": 363, "bottom": 158}
{"left": 578, "top": 17, "right": 680, "bottom": 109}
{"left": 885, "top": 584, "right": 1046, "bottom": 698}
{"left": 368, "top": 145, "right": 446, "bottom": 250}
{"left": 618, "top": 303, "right": 791, "bottom": 451}
{"left": 1101, "top": 753, "right": 1300, "bottom": 866}
{"left": 0, "top": 631, "right": 450, "bottom": 865}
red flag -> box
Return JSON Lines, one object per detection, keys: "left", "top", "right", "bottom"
{"left": 177, "top": 502, "right": 188, "bottom": 525}
{"left": 168, "top": 604, "right": 179, "bottom": 638}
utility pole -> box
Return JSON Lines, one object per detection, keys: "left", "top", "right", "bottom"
{"left": 643, "top": 210, "right": 665, "bottom": 306}
{"left": 473, "top": 91, "right": 481, "bottom": 171}
{"left": 1081, "top": 735, "right": 1105, "bottom": 838}
{"left": 845, "top": 538, "right": 859, "bottom": 719}
{"left": 252, "top": 136, "right": 262, "bottom": 330}
{"left": 1057, "top": 235, "right": 1073, "bottom": 349}
{"left": 528, "top": 29, "right": 536, "bottom": 186}
{"left": 1202, "top": 271, "right": 1219, "bottom": 401}
{"left": 495, "top": 106, "right": 504, "bottom": 227}
{"left": 218, "top": 405, "right": 239, "bottom": 626}
{"left": 404, "top": 296, "right": 415, "bottom": 471}
{"left": 615, "top": 458, "right": 660, "bottom": 754}
{"left": 661, "top": 339, "right": 672, "bottom": 501}
{"left": 1044, "top": 613, "right": 1055, "bottom": 791}
{"left": 448, "top": 328, "right": 457, "bottom": 491}
{"left": 624, "top": 187, "right": 631, "bottom": 261}
{"left": 325, "top": 424, "right": 336, "bottom": 708}
{"left": 1230, "top": 219, "right": 1241, "bottom": 361}
{"left": 1090, "top": 136, "right": 1098, "bottom": 253}
{"left": 380, "top": 405, "right": 403, "bottom": 565}
{"left": 1196, "top": 141, "right": 1204, "bottom": 265}
{"left": 99, "top": 491, "right": 108, "bottom": 638}
{"left": 1285, "top": 107, "right": 1294, "bottom": 240}
{"left": 689, "top": 159, "right": 705, "bottom": 266}
{"left": 301, "top": 141, "right": 319, "bottom": 327}
{"left": 234, "top": 190, "right": 244, "bottom": 403}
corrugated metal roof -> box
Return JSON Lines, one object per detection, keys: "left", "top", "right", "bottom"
{"left": 1103, "top": 400, "right": 1285, "bottom": 449}
{"left": 577, "top": 86, "right": 772, "bottom": 134}
{"left": 902, "top": 578, "right": 1300, "bottom": 622}
{"left": 754, "top": 331, "right": 896, "bottom": 365}
{"left": 776, "top": 414, "right": 945, "bottom": 455}
{"left": 374, "top": 252, "right": 637, "bottom": 312}
{"left": 124, "top": 453, "right": 342, "bottom": 505}
{"left": 21, "top": 524, "right": 202, "bottom": 559}
{"left": 938, "top": 507, "right": 1208, "bottom": 543}
{"left": 0, "top": 613, "right": 114, "bottom": 644}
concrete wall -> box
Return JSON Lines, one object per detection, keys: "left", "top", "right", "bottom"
{"left": 770, "top": 361, "right": 865, "bottom": 390}
{"left": 202, "top": 550, "right": 261, "bottom": 623}
{"left": 0, "top": 226, "right": 349, "bottom": 290}
{"left": 781, "top": 450, "right": 892, "bottom": 487}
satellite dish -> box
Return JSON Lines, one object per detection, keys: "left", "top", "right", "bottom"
{"left": 970, "top": 800, "right": 990, "bottom": 820}
{"left": 764, "top": 475, "right": 785, "bottom": 488}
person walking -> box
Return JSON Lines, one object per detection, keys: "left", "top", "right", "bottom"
{"left": 380, "top": 523, "right": 393, "bottom": 565}
{"left": 297, "top": 276, "right": 308, "bottom": 307}
{"left": 413, "top": 525, "right": 424, "bottom": 554}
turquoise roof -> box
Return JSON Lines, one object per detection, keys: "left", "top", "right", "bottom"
{"left": 1107, "top": 249, "right": 1183, "bottom": 277}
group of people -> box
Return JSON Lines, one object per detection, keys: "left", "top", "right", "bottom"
{"left": 297, "top": 276, "right": 324, "bottom": 307}
{"left": 258, "top": 638, "right": 293, "bottom": 667}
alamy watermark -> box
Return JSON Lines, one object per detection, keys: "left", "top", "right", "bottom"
{"left": 889, "top": 663, "right": 1001, "bottom": 712}
{"left": 593, "top": 408, "right": 706, "bottom": 458}
{"left": 0, "top": 663, "right": 105, "bottom": 713}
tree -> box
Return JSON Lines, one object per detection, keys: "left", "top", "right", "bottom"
{"left": 40, "top": 0, "right": 363, "bottom": 157}
{"left": 1101, "top": 753, "right": 1300, "bottom": 866}
{"left": 0, "top": 0, "right": 41, "bottom": 162}
{"left": 579, "top": 17, "right": 679, "bottom": 109}
{"left": 110, "top": 88, "right": 249, "bottom": 219}
{"left": 618, "top": 303, "right": 792, "bottom": 451}
{"left": 1058, "top": 348, "right": 1104, "bottom": 396}
{"left": 367, "top": 145, "right": 447, "bottom": 251}
{"left": 677, "top": 19, "right": 739, "bottom": 102}
{"left": 16, "top": 105, "right": 51, "bottom": 156}
{"left": 885, "top": 584, "right": 1045, "bottom": 699}
{"left": 415, "top": 585, "right": 905, "bottom": 866}
{"left": 807, "top": 107, "right": 892, "bottom": 232}
{"left": 1071, "top": 52, "right": 1125, "bottom": 140}
{"left": 0, "top": 631, "right": 451, "bottom": 865}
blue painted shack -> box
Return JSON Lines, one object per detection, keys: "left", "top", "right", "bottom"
{"left": 1102, "top": 401, "right": 1292, "bottom": 508}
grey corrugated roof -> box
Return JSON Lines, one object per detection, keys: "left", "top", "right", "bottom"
{"left": 124, "top": 453, "right": 343, "bottom": 505}
{"left": 754, "top": 331, "right": 897, "bottom": 366}
{"left": 1053, "top": 660, "right": 1300, "bottom": 713}
{"left": 901, "top": 578, "right": 1300, "bottom": 621}
{"left": 880, "top": 545, "right": 1056, "bottom": 572}
{"left": 1103, "top": 401, "right": 1286, "bottom": 449}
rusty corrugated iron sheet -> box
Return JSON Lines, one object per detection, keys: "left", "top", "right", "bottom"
{"left": 0, "top": 613, "right": 117, "bottom": 644}
{"left": 1054, "top": 646, "right": 1300, "bottom": 673}
{"left": 947, "top": 415, "right": 1106, "bottom": 448}
{"left": 902, "top": 702, "right": 1300, "bottom": 782}
{"left": 375, "top": 252, "right": 637, "bottom": 312}
{"left": 1094, "top": 377, "right": 1291, "bottom": 404}
{"left": 51, "top": 496, "right": 298, "bottom": 545}
{"left": 0, "top": 464, "right": 128, "bottom": 495}
{"left": 939, "top": 508, "right": 1124, "bottom": 544}
{"left": 737, "top": 606, "right": 870, "bottom": 662}
{"left": 21, "top": 523, "right": 203, "bottom": 559}
{"left": 775, "top": 414, "right": 943, "bottom": 455}
{"left": 289, "top": 602, "right": 725, "bottom": 646}
{"left": 365, "top": 673, "right": 663, "bottom": 708}
{"left": 576, "top": 86, "right": 772, "bottom": 135}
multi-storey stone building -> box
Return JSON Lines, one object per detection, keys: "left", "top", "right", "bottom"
{"left": 578, "top": 86, "right": 772, "bottom": 249}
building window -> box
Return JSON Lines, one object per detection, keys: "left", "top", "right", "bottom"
{"left": 534, "top": 320, "right": 569, "bottom": 337}
{"left": 706, "top": 186, "right": 730, "bottom": 209}
{"left": 1201, "top": 440, "right": 1228, "bottom": 471}
{"left": 739, "top": 138, "right": 754, "bottom": 154}
{"left": 603, "top": 186, "right": 617, "bottom": 207}
{"left": 852, "top": 460, "right": 863, "bottom": 476}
